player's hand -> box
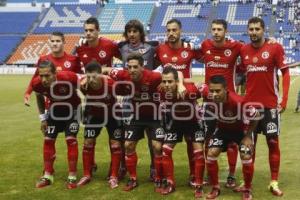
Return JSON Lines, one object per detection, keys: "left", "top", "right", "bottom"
{"left": 76, "top": 36, "right": 87, "bottom": 47}
{"left": 80, "top": 76, "right": 88, "bottom": 91}
{"left": 267, "top": 37, "right": 277, "bottom": 44}
{"left": 24, "top": 93, "right": 31, "bottom": 107}
{"left": 183, "top": 41, "right": 201, "bottom": 50}
{"left": 177, "top": 83, "right": 186, "bottom": 99}
{"left": 40, "top": 121, "right": 48, "bottom": 135}
{"left": 278, "top": 104, "right": 286, "bottom": 114}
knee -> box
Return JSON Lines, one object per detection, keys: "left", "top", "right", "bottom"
{"left": 152, "top": 141, "right": 162, "bottom": 155}
{"left": 207, "top": 148, "right": 220, "bottom": 158}
{"left": 84, "top": 138, "right": 95, "bottom": 146}
{"left": 125, "top": 141, "right": 136, "bottom": 153}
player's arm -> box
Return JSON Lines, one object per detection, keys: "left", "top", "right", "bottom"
{"left": 279, "top": 67, "right": 290, "bottom": 113}
{"left": 286, "top": 61, "right": 300, "bottom": 68}
{"left": 176, "top": 71, "right": 187, "bottom": 99}
{"left": 24, "top": 68, "right": 39, "bottom": 106}
{"left": 35, "top": 92, "right": 48, "bottom": 134}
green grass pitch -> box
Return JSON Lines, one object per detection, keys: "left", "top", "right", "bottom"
{"left": 0, "top": 75, "right": 299, "bottom": 200}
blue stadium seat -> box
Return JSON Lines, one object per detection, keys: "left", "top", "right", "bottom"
{"left": 0, "top": 36, "right": 22, "bottom": 64}
{"left": 97, "top": 3, "right": 154, "bottom": 33}
{"left": 34, "top": 4, "right": 98, "bottom": 34}
{"left": 0, "top": 12, "right": 39, "bottom": 34}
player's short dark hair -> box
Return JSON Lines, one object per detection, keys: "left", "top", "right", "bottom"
{"left": 85, "top": 17, "right": 100, "bottom": 30}
{"left": 211, "top": 19, "right": 228, "bottom": 30}
{"left": 127, "top": 53, "right": 144, "bottom": 66}
{"left": 38, "top": 60, "right": 56, "bottom": 73}
{"left": 124, "top": 19, "right": 145, "bottom": 43}
{"left": 248, "top": 17, "right": 265, "bottom": 29}
{"left": 162, "top": 67, "right": 179, "bottom": 81}
{"left": 51, "top": 31, "right": 65, "bottom": 42}
{"left": 166, "top": 18, "right": 182, "bottom": 29}
{"left": 209, "top": 75, "right": 227, "bottom": 88}
{"left": 85, "top": 60, "right": 102, "bottom": 73}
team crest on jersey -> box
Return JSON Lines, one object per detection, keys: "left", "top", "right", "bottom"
{"left": 64, "top": 61, "right": 71, "bottom": 68}
{"left": 224, "top": 49, "right": 232, "bottom": 57}
{"left": 99, "top": 50, "right": 107, "bottom": 58}
{"left": 214, "top": 56, "right": 221, "bottom": 61}
{"left": 138, "top": 48, "right": 147, "bottom": 54}
{"left": 181, "top": 51, "right": 189, "bottom": 58}
{"left": 172, "top": 56, "right": 178, "bottom": 62}
{"left": 141, "top": 85, "right": 149, "bottom": 92}
{"left": 252, "top": 57, "right": 258, "bottom": 63}
{"left": 262, "top": 51, "right": 269, "bottom": 59}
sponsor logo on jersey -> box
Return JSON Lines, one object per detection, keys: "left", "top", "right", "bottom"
{"left": 181, "top": 51, "right": 189, "bottom": 58}
{"left": 171, "top": 56, "right": 178, "bottom": 62}
{"left": 99, "top": 50, "right": 107, "bottom": 58}
{"left": 224, "top": 49, "right": 232, "bottom": 57}
{"left": 206, "top": 61, "right": 228, "bottom": 68}
{"left": 64, "top": 61, "right": 71, "bottom": 68}
{"left": 266, "top": 122, "right": 277, "bottom": 134}
{"left": 164, "top": 63, "right": 187, "bottom": 70}
{"left": 247, "top": 65, "right": 268, "bottom": 72}
{"left": 252, "top": 57, "right": 258, "bottom": 63}
{"left": 262, "top": 51, "right": 269, "bottom": 59}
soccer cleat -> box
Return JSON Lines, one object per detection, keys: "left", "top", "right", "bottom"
{"left": 295, "top": 107, "right": 299, "bottom": 113}
{"left": 77, "top": 176, "right": 91, "bottom": 187}
{"left": 233, "top": 181, "right": 245, "bottom": 193}
{"left": 268, "top": 181, "right": 283, "bottom": 196}
{"left": 67, "top": 176, "right": 77, "bottom": 189}
{"left": 92, "top": 163, "right": 98, "bottom": 174}
{"left": 194, "top": 185, "right": 204, "bottom": 198}
{"left": 154, "top": 179, "right": 162, "bottom": 193}
{"left": 188, "top": 175, "right": 196, "bottom": 188}
{"left": 225, "top": 175, "right": 236, "bottom": 189}
{"left": 118, "top": 167, "right": 127, "bottom": 181}
{"left": 108, "top": 177, "right": 119, "bottom": 189}
{"left": 206, "top": 186, "right": 220, "bottom": 200}
{"left": 160, "top": 180, "right": 175, "bottom": 195}
{"left": 203, "top": 175, "right": 210, "bottom": 186}
{"left": 123, "top": 178, "right": 138, "bottom": 191}
{"left": 242, "top": 189, "right": 253, "bottom": 200}
{"left": 36, "top": 175, "right": 53, "bottom": 188}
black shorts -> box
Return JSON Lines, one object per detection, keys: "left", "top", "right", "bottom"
{"left": 124, "top": 120, "right": 164, "bottom": 142}
{"left": 84, "top": 115, "right": 123, "bottom": 140}
{"left": 256, "top": 108, "right": 280, "bottom": 137}
{"left": 208, "top": 128, "right": 245, "bottom": 151}
{"left": 203, "top": 103, "right": 217, "bottom": 139}
{"left": 235, "top": 73, "right": 246, "bottom": 86}
{"left": 163, "top": 120, "right": 204, "bottom": 144}
{"left": 45, "top": 110, "right": 80, "bottom": 139}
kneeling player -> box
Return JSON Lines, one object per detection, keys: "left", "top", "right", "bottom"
{"left": 32, "top": 60, "right": 81, "bottom": 189}
{"left": 77, "top": 61, "right": 123, "bottom": 189}
{"left": 159, "top": 67, "right": 205, "bottom": 198}
{"left": 204, "top": 75, "right": 259, "bottom": 200}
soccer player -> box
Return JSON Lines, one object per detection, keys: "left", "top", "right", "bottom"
{"left": 159, "top": 67, "right": 205, "bottom": 197}
{"left": 32, "top": 60, "right": 81, "bottom": 189}
{"left": 75, "top": 17, "right": 121, "bottom": 176}
{"left": 77, "top": 61, "right": 123, "bottom": 189}
{"left": 108, "top": 53, "right": 164, "bottom": 191}
{"left": 75, "top": 17, "right": 120, "bottom": 68}
{"left": 118, "top": 19, "right": 160, "bottom": 181}
{"left": 239, "top": 17, "right": 290, "bottom": 196}
{"left": 24, "top": 31, "right": 82, "bottom": 106}
{"left": 156, "top": 19, "right": 203, "bottom": 185}
{"left": 200, "top": 19, "right": 244, "bottom": 188}
{"left": 204, "top": 75, "right": 259, "bottom": 200}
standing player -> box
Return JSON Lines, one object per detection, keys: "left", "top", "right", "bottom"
{"left": 200, "top": 19, "right": 244, "bottom": 188}
{"left": 156, "top": 19, "right": 203, "bottom": 185}
{"left": 24, "top": 31, "right": 82, "bottom": 106}
{"left": 239, "top": 17, "right": 290, "bottom": 196}
{"left": 108, "top": 53, "right": 164, "bottom": 191}
{"left": 32, "top": 60, "right": 81, "bottom": 189}
{"left": 204, "top": 75, "right": 259, "bottom": 200}
{"left": 77, "top": 61, "right": 123, "bottom": 189}
{"left": 159, "top": 67, "right": 205, "bottom": 197}
{"left": 75, "top": 17, "right": 121, "bottom": 176}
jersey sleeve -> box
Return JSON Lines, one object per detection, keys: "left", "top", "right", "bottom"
{"left": 112, "top": 41, "right": 121, "bottom": 60}
{"left": 151, "top": 71, "right": 162, "bottom": 88}
{"left": 109, "top": 68, "right": 124, "bottom": 81}
{"left": 25, "top": 58, "right": 42, "bottom": 95}
{"left": 74, "top": 56, "right": 84, "bottom": 74}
